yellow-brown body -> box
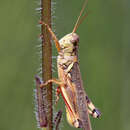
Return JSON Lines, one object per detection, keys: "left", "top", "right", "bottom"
{"left": 57, "top": 33, "right": 91, "bottom": 129}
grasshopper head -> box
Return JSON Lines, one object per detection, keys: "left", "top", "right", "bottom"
{"left": 59, "top": 33, "right": 79, "bottom": 53}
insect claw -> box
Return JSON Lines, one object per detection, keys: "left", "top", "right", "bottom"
{"left": 95, "top": 109, "right": 101, "bottom": 118}
{"left": 39, "top": 20, "right": 48, "bottom": 27}
{"left": 92, "top": 108, "right": 101, "bottom": 118}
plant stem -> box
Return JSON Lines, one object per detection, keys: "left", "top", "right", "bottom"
{"left": 41, "top": 0, "right": 52, "bottom": 130}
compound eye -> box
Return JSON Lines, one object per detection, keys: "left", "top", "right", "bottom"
{"left": 70, "top": 35, "right": 79, "bottom": 45}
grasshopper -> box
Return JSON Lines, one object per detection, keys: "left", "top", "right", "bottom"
{"left": 40, "top": 0, "right": 101, "bottom": 129}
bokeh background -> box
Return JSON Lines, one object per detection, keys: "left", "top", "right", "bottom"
{"left": 0, "top": 0, "right": 130, "bottom": 130}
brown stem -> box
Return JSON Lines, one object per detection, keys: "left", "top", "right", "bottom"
{"left": 41, "top": 0, "right": 52, "bottom": 130}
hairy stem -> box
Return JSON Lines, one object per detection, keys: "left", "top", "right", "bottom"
{"left": 41, "top": 0, "right": 52, "bottom": 130}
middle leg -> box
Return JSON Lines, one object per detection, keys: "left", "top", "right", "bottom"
{"left": 40, "top": 78, "right": 64, "bottom": 88}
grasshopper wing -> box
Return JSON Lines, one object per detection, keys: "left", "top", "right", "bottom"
{"left": 69, "top": 62, "right": 92, "bottom": 130}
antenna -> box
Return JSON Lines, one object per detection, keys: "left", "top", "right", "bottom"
{"left": 72, "top": 0, "right": 88, "bottom": 33}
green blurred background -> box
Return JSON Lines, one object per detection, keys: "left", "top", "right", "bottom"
{"left": 0, "top": 0, "right": 130, "bottom": 130}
